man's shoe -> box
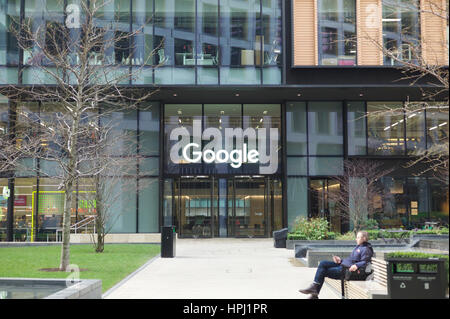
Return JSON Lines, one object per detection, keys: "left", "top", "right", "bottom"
{"left": 299, "top": 283, "right": 319, "bottom": 295}
{"left": 308, "top": 294, "right": 319, "bottom": 299}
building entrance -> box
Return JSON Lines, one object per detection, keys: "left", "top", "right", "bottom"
{"left": 172, "top": 176, "right": 282, "bottom": 238}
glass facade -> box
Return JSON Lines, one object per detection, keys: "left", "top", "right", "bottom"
{"left": 0, "top": 101, "right": 161, "bottom": 241}
{"left": 1, "top": 0, "right": 282, "bottom": 85}
{"left": 382, "top": 0, "right": 420, "bottom": 65}
{"left": 318, "top": 0, "right": 356, "bottom": 66}
{"left": 1, "top": 98, "right": 448, "bottom": 240}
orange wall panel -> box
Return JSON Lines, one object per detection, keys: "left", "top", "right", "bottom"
{"left": 292, "top": 0, "right": 318, "bottom": 66}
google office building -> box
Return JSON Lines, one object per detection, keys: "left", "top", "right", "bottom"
{"left": 0, "top": 0, "right": 448, "bottom": 241}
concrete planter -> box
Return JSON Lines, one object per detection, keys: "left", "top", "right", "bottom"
{"left": 286, "top": 239, "right": 410, "bottom": 250}
{"left": 0, "top": 278, "right": 102, "bottom": 299}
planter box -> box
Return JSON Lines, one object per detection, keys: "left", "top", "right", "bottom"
{"left": 287, "top": 239, "right": 411, "bottom": 250}
{"left": 0, "top": 278, "right": 102, "bottom": 299}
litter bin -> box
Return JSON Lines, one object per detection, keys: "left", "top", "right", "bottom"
{"left": 161, "top": 226, "right": 176, "bottom": 258}
{"left": 387, "top": 257, "right": 448, "bottom": 299}
{"left": 273, "top": 228, "right": 288, "bottom": 248}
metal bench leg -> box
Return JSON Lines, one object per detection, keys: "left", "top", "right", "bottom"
{"left": 341, "top": 278, "right": 345, "bottom": 299}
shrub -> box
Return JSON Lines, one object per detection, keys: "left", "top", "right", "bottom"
{"left": 364, "top": 218, "right": 379, "bottom": 230}
{"left": 289, "top": 217, "right": 334, "bottom": 240}
{"left": 335, "top": 232, "right": 355, "bottom": 240}
{"left": 385, "top": 252, "right": 449, "bottom": 283}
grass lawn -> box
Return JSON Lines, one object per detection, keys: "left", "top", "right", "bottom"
{"left": 0, "top": 244, "right": 160, "bottom": 293}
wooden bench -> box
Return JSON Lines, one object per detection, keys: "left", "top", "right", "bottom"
{"left": 324, "top": 257, "right": 388, "bottom": 299}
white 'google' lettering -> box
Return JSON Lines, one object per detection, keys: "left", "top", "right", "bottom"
{"left": 170, "top": 119, "right": 279, "bottom": 174}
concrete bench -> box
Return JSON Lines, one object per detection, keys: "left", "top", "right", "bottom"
{"left": 324, "top": 257, "right": 388, "bottom": 299}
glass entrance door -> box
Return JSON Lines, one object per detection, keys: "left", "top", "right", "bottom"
{"left": 177, "top": 177, "right": 214, "bottom": 238}
{"left": 230, "top": 178, "right": 267, "bottom": 238}
{"left": 173, "top": 176, "right": 282, "bottom": 238}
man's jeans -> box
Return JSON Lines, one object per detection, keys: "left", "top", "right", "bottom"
{"left": 314, "top": 261, "right": 343, "bottom": 293}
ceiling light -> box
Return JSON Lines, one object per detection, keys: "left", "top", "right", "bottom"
{"left": 235, "top": 93, "right": 240, "bottom": 97}
{"left": 263, "top": 110, "right": 268, "bottom": 115}
{"left": 297, "top": 93, "right": 301, "bottom": 97}
{"left": 177, "top": 110, "right": 182, "bottom": 115}
{"left": 173, "top": 93, "right": 177, "bottom": 97}
{"left": 408, "top": 113, "right": 417, "bottom": 118}
{"left": 429, "top": 126, "right": 438, "bottom": 131}
{"left": 438, "top": 122, "right": 447, "bottom": 127}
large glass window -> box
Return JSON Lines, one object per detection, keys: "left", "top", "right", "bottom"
{"left": 203, "top": 104, "right": 242, "bottom": 174}
{"left": 429, "top": 178, "right": 449, "bottom": 225}
{"left": 13, "top": 178, "right": 37, "bottom": 241}
{"left": 138, "top": 178, "right": 159, "bottom": 232}
{"left": 286, "top": 102, "right": 307, "bottom": 155}
{"left": 287, "top": 177, "right": 308, "bottom": 231}
{"left": 374, "top": 176, "right": 408, "bottom": 229}
{"left": 164, "top": 104, "right": 281, "bottom": 175}
{"left": 367, "top": 102, "right": 405, "bottom": 155}
{"left": 426, "top": 102, "right": 449, "bottom": 149}
{"left": 405, "top": 103, "right": 426, "bottom": 154}
{"left": 243, "top": 104, "right": 281, "bottom": 174}
{"left": 406, "top": 177, "right": 429, "bottom": 228}
{"left": 382, "top": 0, "right": 420, "bottom": 65}
{"left": 220, "top": 0, "right": 262, "bottom": 84}
{"left": 164, "top": 104, "right": 202, "bottom": 174}
{"left": 308, "top": 102, "right": 343, "bottom": 155}
{"left": 318, "top": 0, "right": 356, "bottom": 66}
{"left": 0, "top": 0, "right": 20, "bottom": 66}
{"left": 347, "top": 101, "right": 367, "bottom": 155}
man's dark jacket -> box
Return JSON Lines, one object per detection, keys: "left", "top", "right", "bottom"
{"left": 341, "top": 242, "right": 374, "bottom": 269}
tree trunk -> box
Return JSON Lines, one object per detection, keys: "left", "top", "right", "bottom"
{"left": 59, "top": 180, "right": 73, "bottom": 271}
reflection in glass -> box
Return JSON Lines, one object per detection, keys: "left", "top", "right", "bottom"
{"left": 14, "top": 178, "right": 37, "bottom": 241}
{"left": 286, "top": 102, "right": 307, "bottom": 155}
{"left": 139, "top": 178, "right": 159, "bottom": 232}
{"left": 318, "top": 0, "right": 356, "bottom": 65}
{"left": 347, "top": 101, "right": 367, "bottom": 155}
{"left": 367, "top": 102, "right": 405, "bottom": 155}
{"left": 164, "top": 104, "right": 202, "bottom": 174}
{"left": 426, "top": 103, "right": 449, "bottom": 149}
{"left": 405, "top": 103, "right": 426, "bottom": 154}
{"left": 308, "top": 102, "right": 343, "bottom": 155}
{"left": 139, "top": 102, "right": 160, "bottom": 156}
{"left": 406, "top": 177, "right": 429, "bottom": 227}
{"left": 287, "top": 177, "right": 308, "bottom": 231}
{"left": 0, "top": 0, "right": 20, "bottom": 65}
{"left": 0, "top": 178, "right": 8, "bottom": 241}
{"left": 382, "top": 0, "right": 420, "bottom": 65}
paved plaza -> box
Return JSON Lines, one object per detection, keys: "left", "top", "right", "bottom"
{"left": 104, "top": 238, "right": 338, "bottom": 299}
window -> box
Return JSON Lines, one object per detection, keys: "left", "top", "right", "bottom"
{"left": 426, "top": 102, "right": 449, "bottom": 149}
{"left": 367, "top": 102, "right": 405, "bottom": 155}
{"left": 382, "top": 0, "right": 420, "bottom": 65}
{"left": 347, "top": 101, "right": 367, "bottom": 155}
{"left": 405, "top": 103, "right": 426, "bottom": 154}
{"left": 286, "top": 102, "right": 307, "bottom": 155}
{"left": 308, "top": 102, "right": 343, "bottom": 155}
{"left": 318, "top": 0, "right": 356, "bottom": 66}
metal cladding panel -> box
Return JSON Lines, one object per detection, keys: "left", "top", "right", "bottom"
{"left": 292, "top": 0, "right": 318, "bottom": 66}
{"left": 357, "top": 0, "right": 383, "bottom": 66}
{"left": 421, "top": 0, "right": 449, "bottom": 66}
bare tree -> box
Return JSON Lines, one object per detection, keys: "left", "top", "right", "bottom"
{"left": 1, "top": 0, "right": 157, "bottom": 270}
{"left": 326, "top": 159, "right": 393, "bottom": 233}
{"left": 84, "top": 124, "right": 157, "bottom": 253}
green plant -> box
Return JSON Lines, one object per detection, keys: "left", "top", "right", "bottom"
{"left": 289, "top": 217, "right": 333, "bottom": 240}
{"left": 385, "top": 252, "right": 449, "bottom": 283}
{"left": 365, "top": 230, "right": 380, "bottom": 240}
{"left": 364, "top": 218, "right": 379, "bottom": 230}
{"left": 335, "top": 232, "right": 355, "bottom": 240}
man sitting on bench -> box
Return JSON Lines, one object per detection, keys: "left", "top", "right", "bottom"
{"left": 299, "top": 230, "right": 373, "bottom": 299}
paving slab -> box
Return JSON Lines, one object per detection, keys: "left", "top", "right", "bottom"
{"left": 104, "top": 238, "right": 339, "bottom": 299}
